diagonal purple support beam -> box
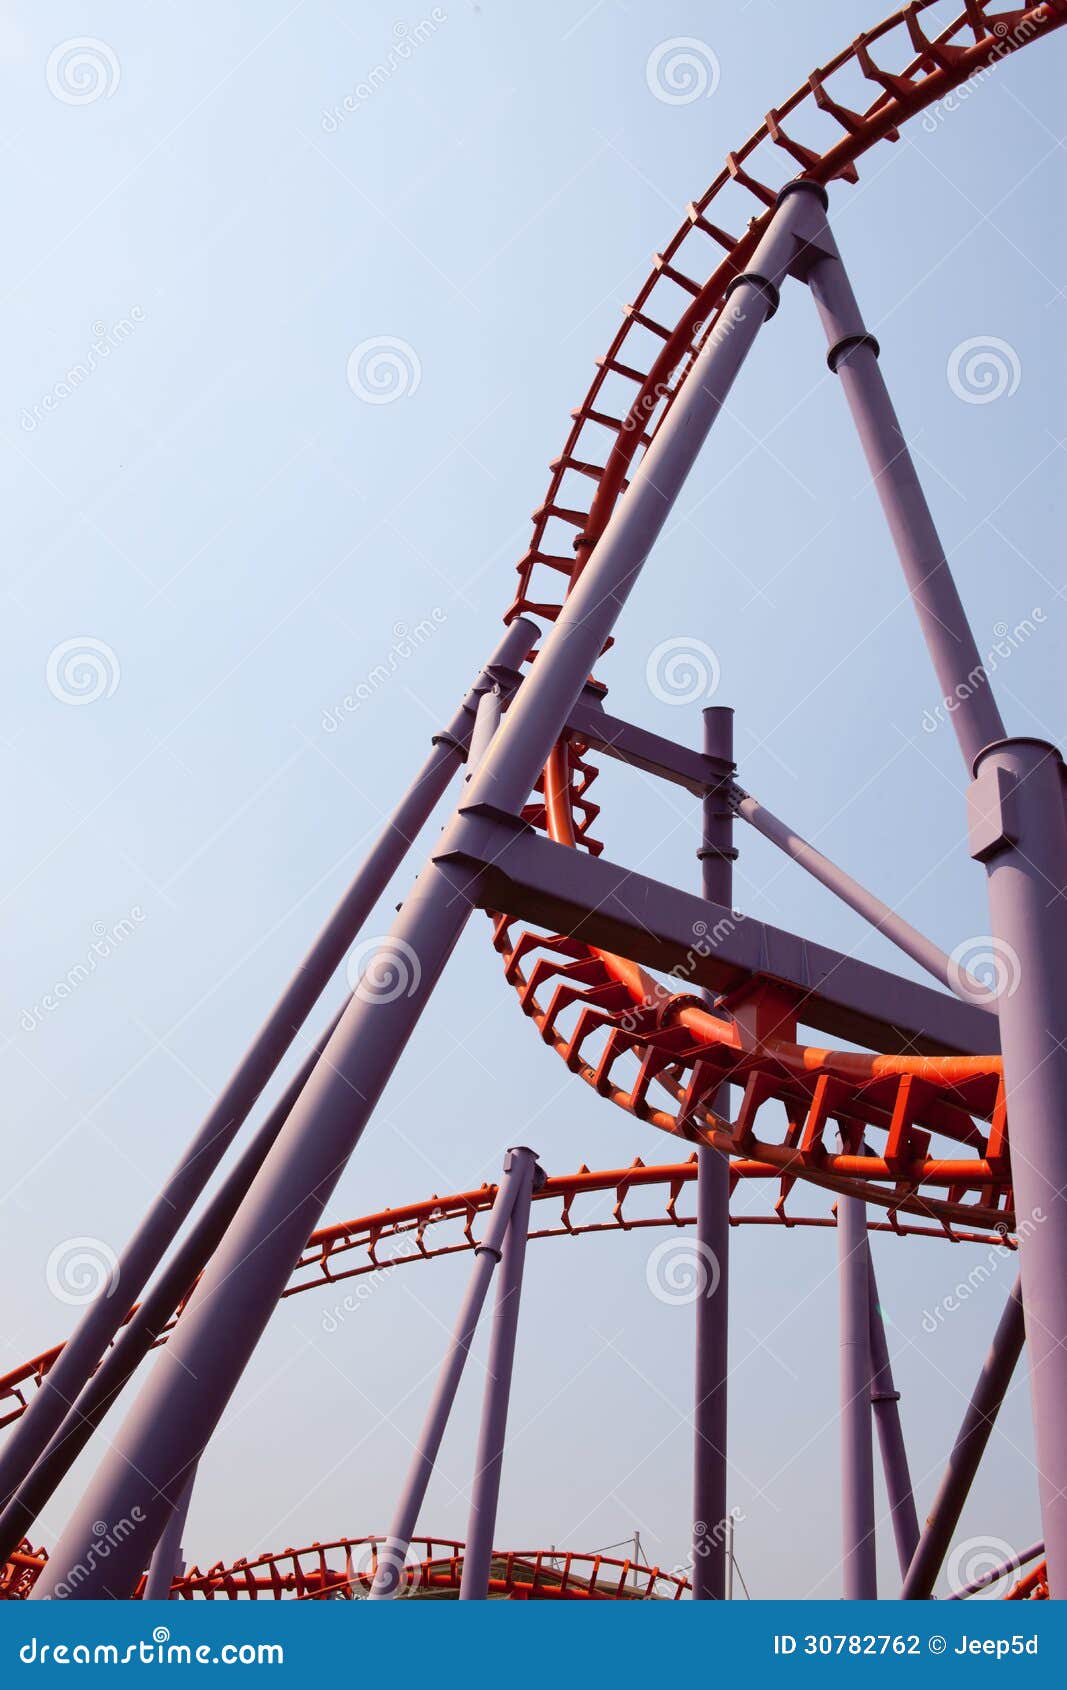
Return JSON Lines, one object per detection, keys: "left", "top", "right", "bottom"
{"left": 33, "top": 185, "right": 825, "bottom": 1599}
{"left": 0, "top": 616, "right": 536, "bottom": 1519}
{"left": 866, "top": 1249, "right": 919, "bottom": 1579}
{"left": 901, "top": 1275, "right": 1024, "bottom": 1600}
{"left": 458, "top": 1148, "right": 541, "bottom": 1600}
{"left": 806, "top": 211, "right": 1067, "bottom": 1596}
{"left": 733, "top": 789, "right": 964, "bottom": 996}
{"left": 0, "top": 1003, "right": 347, "bottom": 1565}
{"left": 368, "top": 1147, "right": 533, "bottom": 1600}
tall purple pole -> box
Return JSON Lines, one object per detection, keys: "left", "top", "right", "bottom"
{"left": 866, "top": 1251, "right": 919, "bottom": 1579}
{"left": 838, "top": 1177, "right": 877, "bottom": 1599}
{"left": 806, "top": 217, "right": 1067, "bottom": 1595}
{"left": 692, "top": 705, "right": 734, "bottom": 1600}
{"left": 458, "top": 1148, "right": 541, "bottom": 1599}
{"left": 33, "top": 185, "right": 826, "bottom": 1599}
{"left": 368, "top": 1148, "right": 533, "bottom": 1599}
{"left": 0, "top": 617, "right": 534, "bottom": 1518}
{"left": 902, "top": 1275, "right": 1024, "bottom": 1600}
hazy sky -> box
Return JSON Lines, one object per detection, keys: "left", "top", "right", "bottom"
{"left": 1, "top": 2, "right": 1063, "bottom": 1599}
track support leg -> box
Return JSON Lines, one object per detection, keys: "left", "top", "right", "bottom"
{"left": 866, "top": 1250, "right": 919, "bottom": 1579}
{"left": 368, "top": 1147, "right": 540, "bottom": 1600}
{"left": 805, "top": 214, "right": 1067, "bottom": 1596}
{"left": 838, "top": 1179, "right": 877, "bottom": 1599}
{"left": 692, "top": 705, "right": 734, "bottom": 1600}
{"left": 459, "top": 1148, "right": 541, "bottom": 1599}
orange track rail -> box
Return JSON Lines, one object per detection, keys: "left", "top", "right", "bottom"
{"left": 1, "top": 1536, "right": 691, "bottom": 1602}
{"left": 0, "top": 1158, "right": 1014, "bottom": 1435}
{"left": 490, "top": 3, "right": 1065, "bottom": 1235}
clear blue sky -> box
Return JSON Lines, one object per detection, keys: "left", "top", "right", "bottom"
{"left": 1, "top": 2, "right": 1063, "bottom": 1598}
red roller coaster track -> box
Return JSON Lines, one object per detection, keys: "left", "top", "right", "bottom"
{"left": 492, "top": 0, "right": 1066, "bottom": 1237}
{"left": 6, "top": 1, "right": 1063, "bottom": 1606}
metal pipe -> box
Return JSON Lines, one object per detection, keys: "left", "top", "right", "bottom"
{"left": 33, "top": 186, "right": 821, "bottom": 1599}
{"left": 901, "top": 1275, "right": 1024, "bottom": 1598}
{"left": 466, "top": 685, "right": 503, "bottom": 779}
{"left": 733, "top": 789, "right": 962, "bottom": 995}
{"left": 803, "top": 221, "right": 1005, "bottom": 771}
{"left": 807, "top": 217, "right": 1067, "bottom": 1595}
{"left": 838, "top": 1181, "right": 877, "bottom": 1598}
{"left": 866, "top": 1249, "right": 919, "bottom": 1579}
{"left": 0, "top": 1006, "right": 345, "bottom": 1565}
{"left": 0, "top": 618, "right": 535, "bottom": 1517}
{"left": 368, "top": 1149, "right": 529, "bottom": 1599}
{"left": 692, "top": 705, "right": 733, "bottom": 1601}
{"left": 459, "top": 1148, "right": 541, "bottom": 1599}
{"left": 946, "top": 1539, "right": 1043, "bottom": 1600}
{"left": 142, "top": 1466, "right": 195, "bottom": 1601}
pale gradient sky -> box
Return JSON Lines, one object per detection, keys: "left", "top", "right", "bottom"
{"left": 1, "top": 1, "right": 1064, "bottom": 1599}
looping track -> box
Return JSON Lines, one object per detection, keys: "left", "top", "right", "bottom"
{"left": 0, "top": 1158, "right": 1015, "bottom": 1437}
{"left": 492, "top": 2, "right": 1066, "bottom": 1237}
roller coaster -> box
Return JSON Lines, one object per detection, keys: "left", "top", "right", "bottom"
{"left": 2, "top": 2, "right": 1065, "bottom": 1602}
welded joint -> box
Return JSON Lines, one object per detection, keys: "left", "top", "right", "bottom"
{"left": 723, "top": 270, "right": 780, "bottom": 319}
{"left": 966, "top": 761, "right": 1020, "bottom": 862}
{"left": 827, "top": 332, "right": 881, "bottom": 373}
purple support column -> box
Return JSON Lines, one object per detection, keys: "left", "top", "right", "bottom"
{"left": 368, "top": 1148, "right": 532, "bottom": 1600}
{"left": 902, "top": 1275, "right": 1024, "bottom": 1599}
{"left": 806, "top": 221, "right": 1067, "bottom": 1595}
{"left": 0, "top": 617, "right": 535, "bottom": 1518}
{"left": 34, "top": 185, "right": 825, "bottom": 1600}
{"left": 458, "top": 1148, "right": 541, "bottom": 1600}
{"left": 692, "top": 705, "right": 734, "bottom": 1601}
{"left": 866, "top": 1251, "right": 919, "bottom": 1579}
{"left": 0, "top": 1005, "right": 345, "bottom": 1565}
{"left": 838, "top": 1177, "right": 877, "bottom": 1599}
{"left": 802, "top": 223, "right": 1005, "bottom": 771}
{"left": 141, "top": 1467, "right": 195, "bottom": 1601}
{"left": 466, "top": 685, "right": 503, "bottom": 779}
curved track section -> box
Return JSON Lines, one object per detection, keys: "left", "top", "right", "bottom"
{"left": 491, "top": 3, "right": 1065, "bottom": 1232}
{"left": 2, "top": 1537, "right": 690, "bottom": 1602}
{"left": 0, "top": 1159, "right": 1013, "bottom": 1434}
